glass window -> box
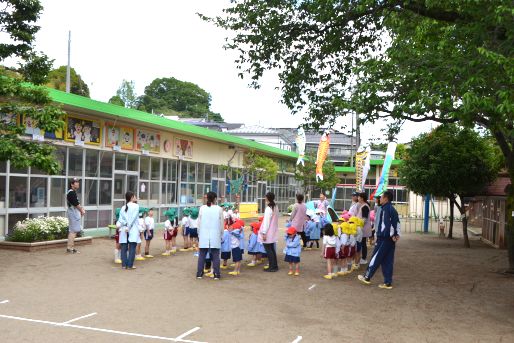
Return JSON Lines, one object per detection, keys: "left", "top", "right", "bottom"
{"left": 85, "top": 150, "right": 99, "bottom": 177}
{"left": 197, "top": 164, "right": 205, "bottom": 183}
{"left": 170, "top": 161, "right": 177, "bottom": 181}
{"left": 99, "top": 180, "right": 112, "bottom": 205}
{"left": 168, "top": 183, "right": 176, "bottom": 204}
{"left": 151, "top": 158, "right": 160, "bottom": 180}
{"left": 150, "top": 182, "right": 159, "bottom": 201}
{"left": 114, "top": 174, "right": 125, "bottom": 199}
{"left": 100, "top": 152, "right": 113, "bottom": 178}
{"left": 188, "top": 183, "right": 195, "bottom": 203}
{"left": 140, "top": 156, "right": 150, "bottom": 179}
{"left": 196, "top": 184, "right": 204, "bottom": 202}
{"left": 0, "top": 215, "right": 5, "bottom": 236}
{"left": 127, "top": 154, "right": 138, "bottom": 171}
{"left": 212, "top": 165, "right": 218, "bottom": 178}
{"left": 9, "top": 163, "right": 27, "bottom": 174}
{"left": 205, "top": 165, "right": 211, "bottom": 183}
{"left": 128, "top": 175, "right": 138, "bottom": 194}
{"left": 98, "top": 210, "right": 112, "bottom": 227}
{"left": 30, "top": 165, "right": 48, "bottom": 176}
{"left": 161, "top": 183, "right": 167, "bottom": 204}
{"left": 9, "top": 176, "right": 27, "bottom": 208}
{"left": 188, "top": 163, "right": 196, "bottom": 183}
{"left": 84, "top": 210, "right": 97, "bottom": 229}
{"left": 29, "top": 177, "right": 47, "bottom": 208}
{"left": 179, "top": 184, "right": 187, "bottom": 204}
{"left": 0, "top": 160, "right": 6, "bottom": 173}
{"left": 85, "top": 179, "right": 98, "bottom": 206}
{"left": 180, "top": 162, "right": 188, "bottom": 181}
{"left": 115, "top": 153, "right": 126, "bottom": 170}
{"left": 68, "top": 148, "right": 83, "bottom": 177}
{"left": 162, "top": 161, "right": 168, "bottom": 181}
{"left": 55, "top": 146, "right": 67, "bottom": 176}
{"left": 8, "top": 213, "right": 28, "bottom": 235}
{"left": 50, "top": 178, "right": 65, "bottom": 207}
{"left": 0, "top": 176, "right": 5, "bottom": 207}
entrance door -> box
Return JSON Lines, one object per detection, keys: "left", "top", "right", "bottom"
{"left": 113, "top": 173, "right": 138, "bottom": 212}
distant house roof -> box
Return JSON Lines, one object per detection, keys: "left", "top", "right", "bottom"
{"left": 227, "top": 125, "right": 280, "bottom": 135}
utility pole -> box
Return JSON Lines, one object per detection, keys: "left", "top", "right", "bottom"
{"left": 66, "top": 31, "right": 71, "bottom": 93}
{"left": 355, "top": 112, "right": 360, "bottom": 149}
{"left": 350, "top": 112, "right": 355, "bottom": 167}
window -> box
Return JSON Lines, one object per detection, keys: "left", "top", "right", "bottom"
{"left": 29, "top": 177, "right": 47, "bottom": 208}
{"left": 188, "top": 163, "right": 196, "bottom": 183}
{"left": 0, "top": 176, "right": 5, "bottom": 206}
{"left": 181, "top": 162, "right": 188, "bottom": 181}
{"left": 100, "top": 152, "right": 113, "bottom": 178}
{"left": 127, "top": 154, "right": 138, "bottom": 171}
{"left": 168, "top": 183, "right": 176, "bottom": 204}
{"left": 98, "top": 210, "right": 112, "bottom": 227}
{"left": 139, "top": 182, "right": 148, "bottom": 200}
{"left": 197, "top": 164, "right": 205, "bottom": 183}
{"left": 10, "top": 164, "right": 27, "bottom": 174}
{"left": 85, "top": 150, "right": 99, "bottom": 177}
{"left": 68, "top": 148, "right": 83, "bottom": 176}
{"left": 205, "top": 165, "right": 212, "bottom": 182}
{"left": 114, "top": 175, "right": 125, "bottom": 199}
{"left": 99, "top": 180, "right": 112, "bottom": 205}
{"left": 150, "top": 182, "right": 159, "bottom": 201}
{"left": 151, "top": 158, "right": 160, "bottom": 180}
{"left": 85, "top": 179, "right": 98, "bottom": 206}
{"left": 0, "top": 215, "right": 4, "bottom": 236}
{"left": 9, "top": 176, "right": 27, "bottom": 208}
{"left": 0, "top": 161, "right": 6, "bottom": 173}
{"left": 140, "top": 156, "right": 150, "bottom": 179}
{"left": 84, "top": 210, "right": 97, "bottom": 229}
{"left": 54, "top": 147, "right": 67, "bottom": 175}
{"left": 115, "top": 153, "right": 127, "bottom": 170}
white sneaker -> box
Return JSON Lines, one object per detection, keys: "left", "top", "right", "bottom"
{"left": 359, "top": 259, "right": 367, "bottom": 265}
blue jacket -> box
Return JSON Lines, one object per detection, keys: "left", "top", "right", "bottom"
{"left": 258, "top": 241, "right": 266, "bottom": 254}
{"left": 221, "top": 229, "right": 231, "bottom": 252}
{"left": 377, "top": 202, "right": 400, "bottom": 239}
{"left": 304, "top": 221, "right": 321, "bottom": 240}
{"left": 239, "top": 229, "right": 245, "bottom": 251}
{"left": 283, "top": 234, "right": 301, "bottom": 257}
{"left": 247, "top": 232, "right": 259, "bottom": 253}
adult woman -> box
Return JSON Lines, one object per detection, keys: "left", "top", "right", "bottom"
{"left": 290, "top": 193, "right": 308, "bottom": 247}
{"left": 196, "top": 191, "right": 224, "bottom": 279}
{"left": 259, "top": 192, "right": 279, "bottom": 272}
{"left": 357, "top": 192, "right": 372, "bottom": 264}
{"left": 118, "top": 191, "right": 140, "bottom": 269}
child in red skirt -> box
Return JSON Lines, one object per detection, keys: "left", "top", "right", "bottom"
{"left": 322, "top": 223, "right": 337, "bottom": 279}
{"left": 162, "top": 209, "right": 178, "bottom": 256}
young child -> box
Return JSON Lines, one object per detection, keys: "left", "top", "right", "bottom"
{"left": 322, "top": 223, "right": 338, "bottom": 279}
{"left": 220, "top": 224, "right": 232, "bottom": 269}
{"left": 144, "top": 208, "right": 155, "bottom": 258}
{"left": 304, "top": 210, "right": 321, "bottom": 250}
{"left": 247, "top": 221, "right": 261, "bottom": 266}
{"left": 284, "top": 227, "right": 301, "bottom": 276}
{"left": 114, "top": 208, "right": 122, "bottom": 264}
{"left": 353, "top": 218, "right": 364, "bottom": 270}
{"left": 162, "top": 209, "right": 178, "bottom": 256}
{"left": 179, "top": 208, "right": 191, "bottom": 251}
{"left": 337, "top": 221, "right": 350, "bottom": 276}
{"left": 135, "top": 208, "right": 147, "bottom": 261}
{"left": 228, "top": 221, "right": 244, "bottom": 276}
{"left": 189, "top": 207, "right": 199, "bottom": 257}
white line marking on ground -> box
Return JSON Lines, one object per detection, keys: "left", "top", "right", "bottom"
{"left": 175, "top": 327, "right": 201, "bottom": 340}
{"left": 0, "top": 314, "right": 206, "bottom": 342}
{"left": 60, "top": 312, "right": 97, "bottom": 324}
{"left": 0, "top": 300, "right": 9, "bottom": 304}
{"left": 292, "top": 336, "right": 303, "bottom": 343}
{"left": 308, "top": 284, "right": 316, "bottom": 290}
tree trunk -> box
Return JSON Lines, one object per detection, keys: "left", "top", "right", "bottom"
{"left": 505, "top": 170, "right": 514, "bottom": 273}
{"left": 448, "top": 197, "right": 454, "bottom": 239}
{"left": 456, "top": 196, "right": 470, "bottom": 248}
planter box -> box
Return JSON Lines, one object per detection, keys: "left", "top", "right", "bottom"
{"left": 0, "top": 236, "right": 93, "bottom": 252}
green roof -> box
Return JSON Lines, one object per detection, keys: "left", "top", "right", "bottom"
{"left": 334, "top": 159, "right": 402, "bottom": 174}
{"left": 47, "top": 88, "right": 298, "bottom": 160}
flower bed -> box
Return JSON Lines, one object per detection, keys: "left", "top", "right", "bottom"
{"left": 6, "top": 216, "right": 70, "bottom": 243}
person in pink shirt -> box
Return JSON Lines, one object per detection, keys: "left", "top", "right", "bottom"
{"left": 259, "top": 192, "right": 279, "bottom": 272}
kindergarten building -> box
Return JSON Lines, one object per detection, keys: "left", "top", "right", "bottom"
{"left": 0, "top": 89, "right": 300, "bottom": 237}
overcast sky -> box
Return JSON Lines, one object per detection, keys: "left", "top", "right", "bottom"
{"left": 26, "top": 0, "right": 433, "bottom": 144}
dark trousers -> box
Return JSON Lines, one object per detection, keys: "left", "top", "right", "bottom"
{"left": 197, "top": 248, "right": 220, "bottom": 277}
{"left": 361, "top": 237, "right": 368, "bottom": 260}
{"left": 263, "top": 243, "right": 278, "bottom": 270}
{"left": 298, "top": 231, "right": 308, "bottom": 247}
{"left": 120, "top": 242, "right": 137, "bottom": 268}
{"left": 308, "top": 240, "right": 319, "bottom": 248}
{"left": 364, "top": 238, "right": 396, "bottom": 284}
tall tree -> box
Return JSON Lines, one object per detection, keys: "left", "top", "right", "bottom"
{"left": 0, "top": 0, "right": 65, "bottom": 174}
{"left": 139, "top": 77, "right": 224, "bottom": 122}
{"left": 46, "top": 66, "right": 90, "bottom": 97}
{"left": 399, "top": 125, "right": 499, "bottom": 246}
{"left": 205, "top": 1, "right": 514, "bottom": 272}
{"left": 114, "top": 79, "right": 138, "bottom": 109}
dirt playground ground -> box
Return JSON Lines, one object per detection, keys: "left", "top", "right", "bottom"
{"left": 1, "top": 217, "right": 514, "bottom": 343}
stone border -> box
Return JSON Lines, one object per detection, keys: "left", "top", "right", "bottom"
{"left": 0, "top": 237, "right": 93, "bottom": 252}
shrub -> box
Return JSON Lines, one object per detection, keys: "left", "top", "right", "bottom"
{"left": 7, "top": 216, "right": 69, "bottom": 243}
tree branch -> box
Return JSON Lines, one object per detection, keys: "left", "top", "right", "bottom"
{"left": 401, "top": 1, "right": 466, "bottom": 23}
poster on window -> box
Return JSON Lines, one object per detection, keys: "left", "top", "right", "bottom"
{"left": 22, "top": 115, "right": 63, "bottom": 140}
{"left": 65, "top": 115, "right": 101, "bottom": 145}
{"left": 175, "top": 138, "right": 193, "bottom": 159}
{"left": 105, "top": 123, "right": 134, "bottom": 150}
{"left": 136, "top": 129, "right": 160, "bottom": 153}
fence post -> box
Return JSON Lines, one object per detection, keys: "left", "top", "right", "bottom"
{"left": 424, "top": 194, "right": 430, "bottom": 233}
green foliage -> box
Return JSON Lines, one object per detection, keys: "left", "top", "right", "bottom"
{"left": 139, "top": 77, "right": 224, "bottom": 122}
{"left": 244, "top": 150, "right": 279, "bottom": 182}
{"left": 399, "top": 125, "right": 499, "bottom": 198}
{"left": 46, "top": 66, "right": 90, "bottom": 97}
{"left": 295, "top": 152, "right": 339, "bottom": 193}
{"left": 7, "top": 216, "right": 69, "bottom": 242}
{"left": 108, "top": 95, "right": 125, "bottom": 107}
{"left": 115, "top": 79, "right": 138, "bottom": 109}
{"left": 0, "top": 0, "right": 66, "bottom": 175}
